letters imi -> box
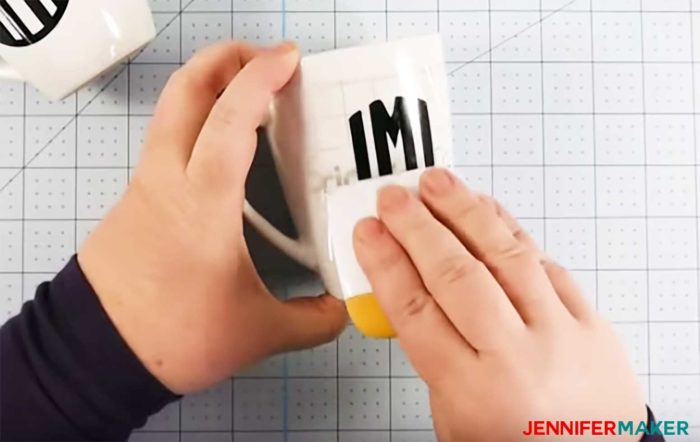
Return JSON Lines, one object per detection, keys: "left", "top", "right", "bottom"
{"left": 349, "top": 96, "right": 435, "bottom": 181}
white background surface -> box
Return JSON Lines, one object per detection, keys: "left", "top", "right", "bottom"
{"left": 1, "top": 0, "right": 699, "bottom": 440}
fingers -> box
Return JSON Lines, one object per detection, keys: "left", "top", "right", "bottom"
{"left": 419, "top": 168, "right": 570, "bottom": 326}
{"left": 144, "top": 41, "right": 261, "bottom": 168}
{"left": 492, "top": 199, "right": 542, "bottom": 255}
{"left": 186, "top": 42, "right": 300, "bottom": 198}
{"left": 353, "top": 218, "right": 474, "bottom": 381}
{"left": 270, "top": 295, "right": 348, "bottom": 352}
{"left": 373, "top": 186, "right": 523, "bottom": 352}
{"left": 496, "top": 199, "right": 595, "bottom": 322}
{"left": 542, "top": 260, "right": 595, "bottom": 321}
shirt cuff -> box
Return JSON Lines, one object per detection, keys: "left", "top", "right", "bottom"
{"left": 641, "top": 406, "right": 665, "bottom": 442}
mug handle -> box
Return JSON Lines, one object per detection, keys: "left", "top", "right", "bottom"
{"left": 243, "top": 200, "right": 318, "bottom": 271}
{"left": 0, "top": 57, "right": 23, "bottom": 81}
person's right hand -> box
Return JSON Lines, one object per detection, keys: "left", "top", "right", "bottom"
{"left": 353, "top": 168, "right": 646, "bottom": 441}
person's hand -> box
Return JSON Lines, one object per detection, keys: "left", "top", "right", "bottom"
{"left": 353, "top": 168, "right": 646, "bottom": 441}
{"left": 78, "top": 42, "right": 347, "bottom": 394}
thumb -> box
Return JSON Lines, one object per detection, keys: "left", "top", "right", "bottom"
{"left": 270, "top": 295, "right": 348, "bottom": 352}
{"left": 186, "top": 42, "right": 300, "bottom": 196}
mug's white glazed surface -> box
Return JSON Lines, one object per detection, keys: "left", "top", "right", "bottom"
{"left": 0, "top": 0, "right": 155, "bottom": 99}
{"left": 263, "top": 35, "right": 453, "bottom": 319}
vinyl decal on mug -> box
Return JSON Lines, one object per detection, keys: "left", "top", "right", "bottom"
{"left": 349, "top": 96, "right": 435, "bottom": 181}
{"left": 0, "top": 0, "right": 69, "bottom": 47}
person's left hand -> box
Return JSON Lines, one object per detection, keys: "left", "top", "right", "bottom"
{"left": 78, "top": 41, "right": 348, "bottom": 394}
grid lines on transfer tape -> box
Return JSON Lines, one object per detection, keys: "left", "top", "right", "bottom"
{"left": 0, "top": 0, "right": 698, "bottom": 440}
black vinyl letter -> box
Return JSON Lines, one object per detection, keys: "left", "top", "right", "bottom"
{"left": 350, "top": 111, "right": 371, "bottom": 180}
{"left": 418, "top": 99, "right": 435, "bottom": 167}
{"left": 24, "top": 1, "right": 53, "bottom": 28}
{"left": 0, "top": 22, "right": 15, "bottom": 42}
{"left": 0, "top": 1, "right": 32, "bottom": 40}
{"left": 0, "top": 0, "right": 69, "bottom": 47}
{"left": 369, "top": 97, "right": 417, "bottom": 176}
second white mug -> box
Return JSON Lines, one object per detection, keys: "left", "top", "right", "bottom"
{"left": 0, "top": 0, "right": 155, "bottom": 99}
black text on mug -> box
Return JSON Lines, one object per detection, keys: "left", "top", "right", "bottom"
{"left": 350, "top": 96, "right": 435, "bottom": 181}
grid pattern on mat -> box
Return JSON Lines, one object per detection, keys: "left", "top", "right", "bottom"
{"left": 0, "top": 0, "right": 699, "bottom": 441}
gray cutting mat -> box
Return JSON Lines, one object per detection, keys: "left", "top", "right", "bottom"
{"left": 0, "top": 0, "right": 699, "bottom": 441}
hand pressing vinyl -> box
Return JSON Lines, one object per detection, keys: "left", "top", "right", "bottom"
{"left": 353, "top": 168, "right": 647, "bottom": 442}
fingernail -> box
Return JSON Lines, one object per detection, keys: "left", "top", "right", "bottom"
{"left": 275, "top": 41, "right": 298, "bottom": 54}
{"left": 356, "top": 218, "right": 385, "bottom": 242}
{"left": 422, "top": 168, "right": 454, "bottom": 195}
{"left": 540, "top": 255, "right": 559, "bottom": 267}
{"left": 379, "top": 186, "right": 410, "bottom": 211}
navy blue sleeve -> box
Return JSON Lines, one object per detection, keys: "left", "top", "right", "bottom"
{"left": 0, "top": 256, "right": 179, "bottom": 441}
{"left": 642, "top": 407, "right": 665, "bottom": 442}
{"left": 0, "top": 256, "right": 665, "bottom": 442}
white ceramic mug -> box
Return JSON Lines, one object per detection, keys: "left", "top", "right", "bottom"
{"left": 0, "top": 0, "right": 155, "bottom": 99}
{"left": 245, "top": 35, "right": 453, "bottom": 338}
